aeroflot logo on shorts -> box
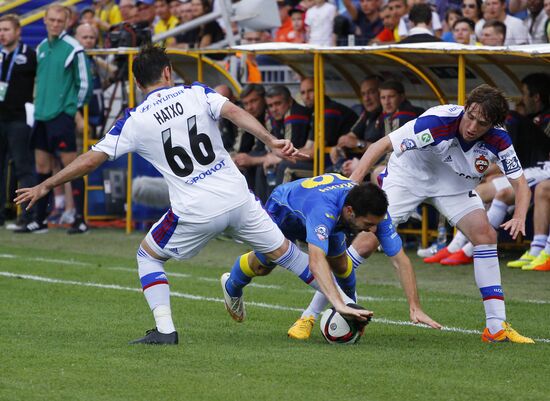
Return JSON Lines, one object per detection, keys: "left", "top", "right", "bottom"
{"left": 185, "top": 159, "right": 226, "bottom": 184}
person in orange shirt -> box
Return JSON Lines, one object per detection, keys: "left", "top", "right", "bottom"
{"left": 277, "top": 6, "right": 306, "bottom": 43}
{"left": 275, "top": 0, "right": 294, "bottom": 41}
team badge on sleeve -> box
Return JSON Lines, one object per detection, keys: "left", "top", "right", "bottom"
{"left": 474, "top": 155, "right": 489, "bottom": 173}
{"left": 315, "top": 225, "right": 329, "bottom": 241}
{"left": 400, "top": 138, "right": 417, "bottom": 152}
{"left": 502, "top": 156, "right": 521, "bottom": 175}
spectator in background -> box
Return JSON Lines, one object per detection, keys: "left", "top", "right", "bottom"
{"left": 274, "top": 77, "right": 358, "bottom": 181}
{"left": 304, "top": 0, "right": 337, "bottom": 46}
{"left": 168, "top": 0, "right": 181, "bottom": 17}
{"left": 95, "top": 0, "right": 123, "bottom": 38}
{"left": 187, "top": 0, "right": 224, "bottom": 48}
{"left": 330, "top": 75, "right": 384, "bottom": 169}
{"left": 399, "top": 3, "right": 443, "bottom": 42}
{"left": 0, "top": 14, "right": 36, "bottom": 229}
{"left": 545, "top": 0, "right": 550, "bottom": 42}
{"left": 74, "top": 23, "right": 111, "bottom": 138}
{"left": 452, "top": 17, "right": 477, "bottom": 44}
{"left": 342, "top": 0, "right": 384, "bottom": 45}
{"left": 397, "top": 0, "right": 442, "bottom": 41}
{"left": 524, "top": 0, "right": 548, "bottom": 43}
{"left": 120, "top": 0, "right": 139, "bottom": 23}
{"left": 275, "top": 0, "right": 294, "bottom": 42}
{"left": 342, "top": 80, "right": 423, "bottom": 182}
{"left": 154, "top": 0, "right": 179, "bottom": 46}
{"left": 65, "top": 5, "right": 81, "bottom": 36}
{"left": 137, "top": 0, "right": 157, "bottom": 27}
{"left": 177, "top": 0, "right": 193, "bottom": 23}
{"left": 371, "top": 4, "right": 398, "bottom": 43}
{"left": 387, "top": 0, "right": 408, "bottom": 41}
{"left": 16, "top": 4, "right": 91, "bottom": 234}
{"left": 214, "top": 84, "right": 240, "bottom": 153}
{"left": 231, "top": 84, "right": 268, "bottom": 191}
{"left": 461, "top": 0, "right": 483, "bottom": 25}
{"left": 475, "top": 0, "right": 528, "bottom": 45}
{"left": 276, "top": 5, "right": 306, "bottom": 43}
{"left": 480, "top": 19, "right": 507, "bottom": 45}
{"left": 522, "top": 73, "right": 550, "bottom": 141}
{"left": 441, "top": 8, "right": 462, "bottom": 41}
{"left": 260, "top": 85, "right": 311, "bottom": 199}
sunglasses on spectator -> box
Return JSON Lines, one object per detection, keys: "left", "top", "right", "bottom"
{"left": 461, "top": 4, "right": 476, "bottom": 8}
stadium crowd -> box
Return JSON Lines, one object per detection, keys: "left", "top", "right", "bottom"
{"left": 0, "top": 0, "right": 549, "bottom": 273}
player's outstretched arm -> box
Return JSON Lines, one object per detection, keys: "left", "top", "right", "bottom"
{"left": 220, "top": 101, "right": 309, "bottom": 161}
{"left": 501, "top": 174, "right": 530, "bottom": 239}
{"left": 15, "top": 150, "right": 108, "bottom": 210}
{"left": 308, "top": 244, "right": 373, "bottom": 322}
{"left": 390, "top": 249, "right": 442, "bottom": 329}
{"left": 349, "top": 136, "right": 392, "bottom": 183}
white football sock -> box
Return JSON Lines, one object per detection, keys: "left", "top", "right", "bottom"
{"left": 486, "top": 199, "right": 508, "bottom": 229}
{"left": 545, "top": 229, "right": 550, "bottom": 254}
{"left": 137, "top": 246, "right": 175, "bottom": 334}
{"left": 530, "top": 235, "right": 548, "bottom": 257}
{"left": 447, "top": 230, "right": 469, "bottom": 253}
{"left": 301, "top": 291, "right": 329, "bottom": 319}
{"left": 347, "top": 245, "right": 365, "bottom": 268}
{"left": 473, "top": 244, "right": 506, "bottom": 334}
{"left": 462, "top": 242, "right": 474, "bottom": 257}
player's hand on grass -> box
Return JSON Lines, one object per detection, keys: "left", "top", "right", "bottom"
{"left": 501, "top": 217, "right": 525, "bottom": 240}
{"left": 269, "top": 139, "right": 309, "bottom": 162}
{"left": 410, "top": 309, "right": 442, "bottom": 329}
{"left": 337, "top": 304, "right": 374, "bottom": 323}
{"left": 14, "top": 184, "right": 50, "bottom": 210}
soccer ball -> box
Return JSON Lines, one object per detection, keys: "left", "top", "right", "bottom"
{"left": 319, "top": 305, "right": 368, "bottom": 345}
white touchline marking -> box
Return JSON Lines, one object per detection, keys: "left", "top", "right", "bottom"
{"left": 1, "top": 271, "right": 549, "bottom": 343}
{"left": 2, "top": 253, "right": 550, "bottom": 305}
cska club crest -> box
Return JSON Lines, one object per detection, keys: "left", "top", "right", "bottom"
{"left": 475, "top": 154, "right": 489, "bottom": 173}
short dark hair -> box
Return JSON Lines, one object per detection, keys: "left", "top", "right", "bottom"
{"left": 132, "top": 44, "right": 171, "bottom": 88}
{"left": 409, "top": 3, "right": 432, "bottom": 25}
{"left": 379, "top": 80, "right": 405, "bottom": 95}
{"left": 483, "top": 19, "right": 506, "bottom": 39}
{"left": 362, "top": 74, "right": 384, "bottom": 85}
{"left": 452, "top": 17, "right": 475, "bottom": 31}
{"left": 521, "top": 73, "right": 550, "bottom": 109}
{"left": 465, "top": 84, "right": 509, "bottom": 127}
{"left": 240, "top": 83, "right": 265, "bottom": 99}
{"left": 344, "top": 183, "right": 388, "bottom": 217}
{"left": 265, "top": 85, "right": 291, "bottom": 102}
{"left": 445, "top": 8, "right": 462, "bottom": 24}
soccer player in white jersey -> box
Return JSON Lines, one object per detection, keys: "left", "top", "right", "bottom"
{"left": 15, "top": 45, "right": 372, "bottom": 345}
{"left": 342, "top": 84, "right": 535, "bottom": 343}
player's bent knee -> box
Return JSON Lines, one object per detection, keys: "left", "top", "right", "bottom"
{"left": 263, "top": 239, "right": 290, "bottom": 260}
{"left": 495, "top": 187, "right": 514, "bottom": 204}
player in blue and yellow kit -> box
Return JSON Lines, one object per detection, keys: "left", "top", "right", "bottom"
{"left": 222, "top": 173, "right": 441, "bottom": 338}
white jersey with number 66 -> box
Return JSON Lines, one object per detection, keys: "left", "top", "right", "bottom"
{"left": 92, "top": 83, "right": 250, "bottom": 222}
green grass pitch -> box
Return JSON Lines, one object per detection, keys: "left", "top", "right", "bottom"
{"left": 1, "top": 228, "right": 549, "bottom": 401}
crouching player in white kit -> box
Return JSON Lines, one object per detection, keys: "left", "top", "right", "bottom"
{"left": 14, "top": 45, "right": 372, "bottom": 345}
{"left": 345, "top": 84, "right": 534, "bottom": 343}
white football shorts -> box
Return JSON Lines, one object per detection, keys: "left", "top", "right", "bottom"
{"left": 145, "top": 192, "right": 285, "bottom": 260}
{"left": 382, "top": 179, "right": 484, "bottom": 226}
{"left": 491, "top": 163, "right": 550, "bottom": 192}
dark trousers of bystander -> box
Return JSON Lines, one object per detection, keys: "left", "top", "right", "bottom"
{"left": 0, "top": 120, "right": 35, "bottom": 224}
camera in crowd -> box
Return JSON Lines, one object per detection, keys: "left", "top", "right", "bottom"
{"left": 105, "top": 22, "right": 152, "bottom": 48}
